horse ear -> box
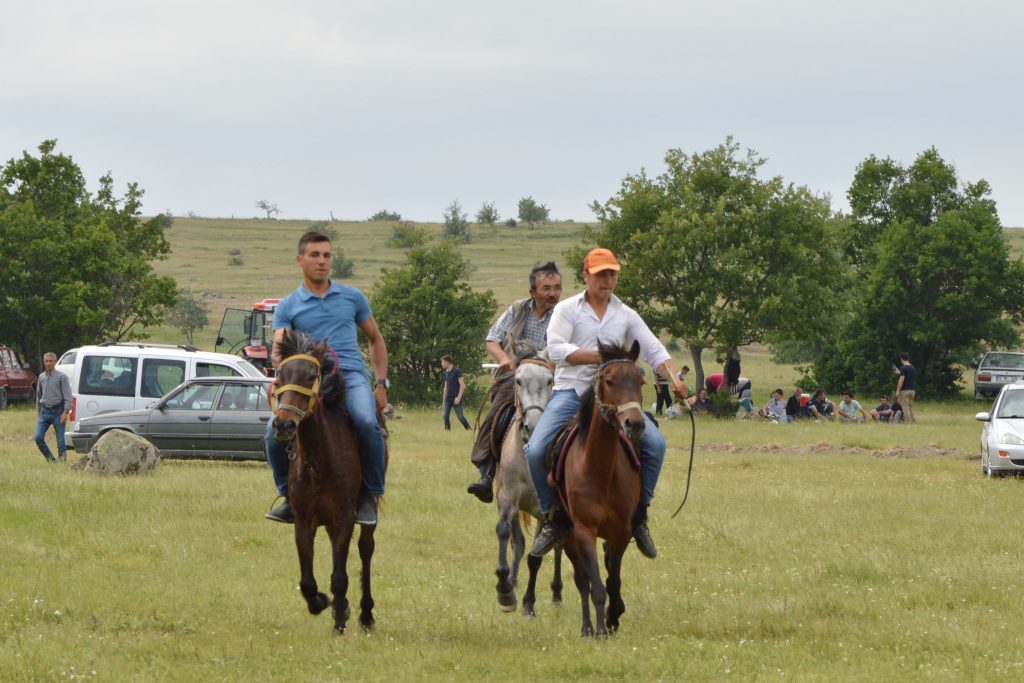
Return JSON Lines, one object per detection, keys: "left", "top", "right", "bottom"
{"left": 628, "top": 339, "right": 640, "bottom": 361}
{"left": 312, "top": 339, "right": 328, "bottom": 360}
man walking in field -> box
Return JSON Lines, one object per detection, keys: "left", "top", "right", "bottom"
{"left": 465, "top": 262, "right": 562, "bottom": 503}
{"left": 34, "top": 352, "right": 72, "bottom": 463}
{"left": 440, "top": 355, "right": 471, "bottom": 431}
{"left": 264, "top": 230, "right": 390, "bottom": 525}
{"left": 524, "top": 248, "right": 688, "bottom": 559}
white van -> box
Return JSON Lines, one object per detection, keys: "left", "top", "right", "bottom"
{"left": 67, "top": 342, "right": 263, "bottom": 443}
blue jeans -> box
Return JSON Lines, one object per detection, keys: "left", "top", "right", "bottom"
{"left": 442, "top": 396, "right": 470, "bottom": 430}
{"left": 524, "top": 389, "right": 666, "bottom": 515}
{"left": 35, "top": 407, "right": 66, "bottom": 461}
{"left": 266, "top": 370, "right": 386, "bottom": 497}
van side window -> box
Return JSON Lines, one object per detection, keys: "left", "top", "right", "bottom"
{"left": 140, "top": 359, "right": 187, "bottom": 398}
{"left": 79, "top": 356, "right": 138, "bottom": 396}
{"left": 196, "top": 363, "right": 239, "bottom": 378}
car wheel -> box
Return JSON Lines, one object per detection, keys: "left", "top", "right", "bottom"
{"left": 0, "top": 387, "right": 7, "bottom": 410}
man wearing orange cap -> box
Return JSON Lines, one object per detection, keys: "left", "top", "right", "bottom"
{"left": 524, "top": 247, "right": 688, "bottom": 559}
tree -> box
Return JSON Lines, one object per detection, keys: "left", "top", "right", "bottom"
{"left": 517, "top": 196, "right": 550, "bottom": 229}
{"left": 331, "top": 248, "right": 355, "bottom": 279}
{"left": 388, "top": 222, "right": 429, "bottom": 249}
{"left": 255, "top": 200, "right": 280, "bottom": 219}
{"left": 578, "top": 137, "right": 843, "bottom": 389}
{"left": 475, "top": 201, "right": 500, "bottom": 227}
{"left": 813, "top": 148, "right": 1024, "bottom": 396}
{"left": 442, "top": 199, "right": 471, "bottom": 243}
{"left": 370, "top": 241, "right": 496, "bottom": 405}
{"left": 0, "top": 140, "right": 178, "bottom": 363}
{"left": 169, "top": 288, "right": 210, "bottom": 345}
{"left": 369, "top": 209, "right": 401, "bottom": 222}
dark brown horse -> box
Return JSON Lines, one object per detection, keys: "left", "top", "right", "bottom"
{"left": 561, "top": 340, "right": 645, "bottom": 637}
{"left": 270, "top": 329, "right": 379, "bottom": 633}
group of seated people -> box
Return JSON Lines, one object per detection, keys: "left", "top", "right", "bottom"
{"left": 755, "top": 386, "right": 901, "bottom": 424}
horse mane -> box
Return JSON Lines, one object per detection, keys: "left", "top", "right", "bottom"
{"left": 576, "top": 341, "right": 633, "bottom": 436}
{"left": 277, "top": 329, "right": 347, "bottom": 411}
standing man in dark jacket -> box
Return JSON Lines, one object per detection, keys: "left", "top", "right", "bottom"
{"left": 465, "top": 262, "right": 562, "bottom": 503}
{"left": 894, "top": 353, "right": 917, "bottom": 423}
{"left": 35, "top": 352, "right": 72, "bottom": 462}
{"left": 440, "top": 355, "right": 471, "bottom": 430}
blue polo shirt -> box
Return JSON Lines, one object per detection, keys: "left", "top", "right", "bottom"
{"left": 273, "top": 281, "right": 372, "bottom": 371}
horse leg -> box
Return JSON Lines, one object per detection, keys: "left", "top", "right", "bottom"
{"left": 570, "top": 527, "right": 607, "bottom": 638}
{"left": 328, "top": 523, "right": 354, "bottom": 634}
{"left": 523, "top": 553, "right": 541, "bottom": 617}
{"left": 495, "top": 505, "right": 517, "bottom": 611}
{"left": 357, "top": 524, "right": 376, "bottom": 630}
{"left": 296, "top": 521, "right": 330, "bottom": 615}
{"left": 551, "top": 545, "right": 564, "bottom": 604}
{"left": 603, "top": 542, "right": 627, "bottom": 633}
{"left": 509, "top": 513, "right": 525, "bottom": 601}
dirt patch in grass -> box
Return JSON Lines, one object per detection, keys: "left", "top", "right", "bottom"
{"left": 702, "top": 441, "right": 973, "bottom": 460}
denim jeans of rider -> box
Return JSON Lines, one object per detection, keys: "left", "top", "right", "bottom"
{"left": 265, "top": 369, "right": 386, "bottom": 497}
{"left": 524, "top": 388, "right": 666, "bottom": 515}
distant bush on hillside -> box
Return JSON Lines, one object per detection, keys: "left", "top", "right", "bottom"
{"left": 389, "top": 222, "right": 429, "bottom": 249}
{"left": 369, "top": 210, "right": 402, "bottom": 222}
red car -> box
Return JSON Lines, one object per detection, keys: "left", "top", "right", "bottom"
{"left": 0, "top": 345, "right": 38, "bottom": 409}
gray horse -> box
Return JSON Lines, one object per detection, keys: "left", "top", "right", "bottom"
{"left": 494, "top": 348, "right": 563, "bottom": 615}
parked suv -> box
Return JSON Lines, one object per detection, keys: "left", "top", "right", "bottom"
{"left": 0, "top": 345, "right": 38, "bottom": 409}
{"left": 66, "top": 342, "right": 263, "bottom": 443}
{"left": 975, "top": 351, "right": 1024, "bottom": 399}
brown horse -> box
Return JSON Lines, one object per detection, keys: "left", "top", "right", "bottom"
{"left": 270, "top": 329, "right": 378, "bottom": 634}
{"left": 560, "top": 339, "right": 645, "bottom": 637}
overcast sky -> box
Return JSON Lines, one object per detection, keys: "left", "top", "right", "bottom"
{"left": 3, "top": 1, "right": 1022, "bottom": 225}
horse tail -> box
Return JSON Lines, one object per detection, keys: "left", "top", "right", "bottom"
{"left": 520, "top": 511, "right": 533, "bottom": 533}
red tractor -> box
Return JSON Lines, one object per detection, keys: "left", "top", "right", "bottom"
{"left": 215, "top": 298, "right": 280, "bottom": 376}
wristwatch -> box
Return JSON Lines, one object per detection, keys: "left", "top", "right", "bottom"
{"left": 375, "top": 378, "right": 390, "bottom": 390}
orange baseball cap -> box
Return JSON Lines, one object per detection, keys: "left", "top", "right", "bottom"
{"left": 583, "top": 247, "right": 620, "bottom": 273}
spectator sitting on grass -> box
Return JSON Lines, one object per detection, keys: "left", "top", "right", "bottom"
{"left": 808, "top": 388, "right": 835, "bottom": 421}
{"left": 736, "top": 389, "right": 755, "bottom": 420}
{"left": 871, "top": 395, "right": 895, "bottom": 423}
{"left": 837, "top": 391, "right": 868, "bottom": 423}
{"left": 785, "top": 385, "right": 807, "bottom": 423}
{"left": 760, "top": 388, "right": 787, "bottom": 422}
{"left": 691, "top": 388, "right": 720, "bottom": 417}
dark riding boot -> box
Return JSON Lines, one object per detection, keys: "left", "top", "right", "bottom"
{"left": 632, "top": 504, "right": 657, "bottom": 559}
{"left": 467, "top": 461, "right": 495, "bottom": 503}
{"left": 265, "top": 498, "right": 294, "bottom": 524}
{"left": 530, "top": 503, "right": 571, "bottom": 558}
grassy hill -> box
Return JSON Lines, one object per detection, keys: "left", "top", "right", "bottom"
{"left": 151, "top": 217, "right": 587, "bottom": 350}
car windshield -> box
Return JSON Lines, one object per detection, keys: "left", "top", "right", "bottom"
{"left": 996, "top": 391, "right": 1024, "bottom": 418}
{"left": 983, "top": 353, "right": 1024, "bottom": 370}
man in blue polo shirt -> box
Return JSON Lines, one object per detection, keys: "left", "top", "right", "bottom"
{"left": 264, "top": 230, "right": 390, "bottom": 525}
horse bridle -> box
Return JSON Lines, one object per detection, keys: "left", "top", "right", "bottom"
{"left": 592, "top": 358, "right": 644, "bottom": 425}
{"left": 270, "top": 353, "right": 322, "bottom": 420}
{"left": 515, "top": 357, "right": 555, "bottom": 420}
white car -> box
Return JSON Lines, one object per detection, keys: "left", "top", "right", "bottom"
{"left": 976, "top": 381, "right": 1024, "bottom": 477}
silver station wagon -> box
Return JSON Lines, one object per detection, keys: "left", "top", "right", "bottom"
{"left": 976, "top": 382, "right": 1024, "bottom": 477}
{"left": 68, "top": 376, "right": 273, "bottom": 460}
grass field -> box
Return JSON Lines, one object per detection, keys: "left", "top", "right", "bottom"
{"left": 4, "top": 396, "right": 1020, "bottom": 681}
{"left": 151, "top": 217, "right": 587, "bottom": 351}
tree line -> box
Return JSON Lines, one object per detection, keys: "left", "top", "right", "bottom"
{"left": 2, "top": 138, "right": 1020, "bottom": 401}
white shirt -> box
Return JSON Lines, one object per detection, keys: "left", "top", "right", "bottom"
{"left": 546, "top": 291, "right": 671, "bottom": 395}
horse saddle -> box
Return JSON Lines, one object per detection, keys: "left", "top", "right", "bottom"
{"left": 489, "top": 400, "right": 517, "bottom": 455}
{"left": 545, "top": 419, "right": 642, "bottom": 489}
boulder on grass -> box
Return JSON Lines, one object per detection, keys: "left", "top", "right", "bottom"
{"left": 73, "top": 430, "right": 160, "bottom": 475}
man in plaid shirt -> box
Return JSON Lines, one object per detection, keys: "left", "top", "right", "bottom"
{"left": 465, "top": 262, "right": 563, "bottom": 503}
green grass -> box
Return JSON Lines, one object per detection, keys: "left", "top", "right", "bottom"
{"left": 3, "top": 398, "right": 1020, "bottom": 681}
{"left": 153, "top": 217, "right": 586, "bottom": 350}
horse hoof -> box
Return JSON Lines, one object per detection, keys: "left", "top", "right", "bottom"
{"left": 359, "top": 617, "right": 375, "bottom": 632}
{"left": 497, "top": 589, "right": 517, "bottom": 611}
{"left": 333, "top": 624, "right": 346, "bottom": 635}
{"left": 522, "top": 606, "right": 537, "bottom": 618}
{"left": 308, "top": 592, "right": 330, "bottom": 615}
